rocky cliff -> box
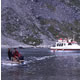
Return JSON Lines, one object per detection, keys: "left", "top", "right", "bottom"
{"left": 1, "top": 0, "right": 80, "bottom": 47}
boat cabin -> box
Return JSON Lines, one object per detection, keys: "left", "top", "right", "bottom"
{"left": 55, "top": 38, "right": 77, "bottom": 47}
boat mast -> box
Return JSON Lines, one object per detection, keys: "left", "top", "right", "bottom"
{"left": 73, "top": 35, "right": 75, "bottom": 41}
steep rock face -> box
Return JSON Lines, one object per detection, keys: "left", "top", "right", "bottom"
{"left": 1, "top": 0, "right": 80, "bottom": 46}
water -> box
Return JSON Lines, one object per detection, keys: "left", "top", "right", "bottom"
{"left": 1, "top": 48, "right": 80, "bottom": 80}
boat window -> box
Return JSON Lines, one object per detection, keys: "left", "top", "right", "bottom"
{"left": 57, "top": 43, "right": 63, "bottom": 46}
{"left": 68, "top": 43, "right": 72, "bottom": 45}
{"left": 61, "top": 43, "right": 63, "bottom": 46}
{"left": 57, "top": 44, "right": 59, "bottom": 46}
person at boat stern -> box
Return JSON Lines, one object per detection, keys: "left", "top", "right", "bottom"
{"left": 13, "top": 48, "right": 24, "bottom": 61}
{"left": 8, "top": 48, "right": 13, "bottom": 60}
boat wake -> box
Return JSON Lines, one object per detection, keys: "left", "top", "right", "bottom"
{"left": 1, "top": 55, "right": 55, "bottom": 67}
{"left": 1, "top": 60, "right": 27, "bottom": 66}
{"left": 35, "top": 55, "right": 55, "bottom": 61}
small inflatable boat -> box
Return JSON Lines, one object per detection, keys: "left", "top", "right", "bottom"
{"left": 2, "top": 60, "right": 25, "bottom": 66}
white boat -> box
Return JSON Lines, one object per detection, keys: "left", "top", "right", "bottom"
{"left": 50, "top": 38, "right": 80, "bottom": 52}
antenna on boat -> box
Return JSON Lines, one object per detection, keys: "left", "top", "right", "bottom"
{"left": 73, "top": 35, "right": 75, "bottom": 41}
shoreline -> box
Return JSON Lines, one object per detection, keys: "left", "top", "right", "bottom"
{"left": 1, "top": 44, "right": 52, "bottom": 49}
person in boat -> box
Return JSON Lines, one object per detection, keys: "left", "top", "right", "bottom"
{"left": 8, "top": 48, "right": 13, "bottom": 60}
{"left": 12, "top": 48, "right": 24, "bottom": 62}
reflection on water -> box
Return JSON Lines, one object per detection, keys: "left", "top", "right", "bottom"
{"left": 1, "top": 48, "right": 80, "bottom": 80}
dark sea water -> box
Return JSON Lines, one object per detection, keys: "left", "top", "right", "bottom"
{"left": 1, "top": 48, "right": 80, "bottom": 80}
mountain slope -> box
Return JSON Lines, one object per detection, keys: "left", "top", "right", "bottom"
{"left": 1, "top": 0, "right": 80, "bottom": 47}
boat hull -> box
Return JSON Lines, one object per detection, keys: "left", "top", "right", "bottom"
{"left": 50, "top": 49, "right": 80, "bottom": 53}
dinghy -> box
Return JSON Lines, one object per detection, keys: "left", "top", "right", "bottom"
{"left": 2, "top": 60, "right": 25, "bottom": 66}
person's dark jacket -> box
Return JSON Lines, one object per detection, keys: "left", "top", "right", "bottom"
{"left": 8, "top": 50, "right": 13, "bottom": 60}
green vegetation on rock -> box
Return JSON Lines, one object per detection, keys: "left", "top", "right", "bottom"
{"left": 69, "top": 0, "right": 80, "bottom": 7}
{"left": 46, "top": 3, "right": 56, "bottom": 12}
{"left": 23, "top": 36, "right": 43, "bottom": 46}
